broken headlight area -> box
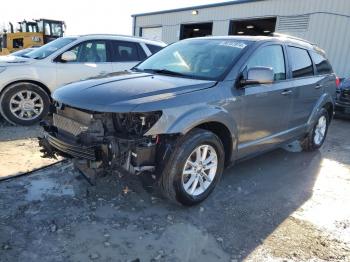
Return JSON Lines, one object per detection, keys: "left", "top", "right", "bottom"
{"left": 112, "top": 111, "right": 162, "bottom": 137}
{"left": 39, "top": 104, "right": 163, "bottom": 180}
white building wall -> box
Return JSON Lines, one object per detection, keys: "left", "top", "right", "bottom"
{"left": 134, "top": 0, "right": 350, "bottom": 77}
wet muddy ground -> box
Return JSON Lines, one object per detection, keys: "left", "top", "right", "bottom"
{"left": 0, "top": 117, "right": 350, "bottom": 261}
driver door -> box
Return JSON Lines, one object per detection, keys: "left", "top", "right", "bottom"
{"left": 237, "top": 44, "right": 293, "bottom": 158}
{"left": 55, "top": 40, "right": 113, "bottom": 88}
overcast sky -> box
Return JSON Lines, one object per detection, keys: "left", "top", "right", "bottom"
{"left": 1, "top": 0, "right": 228, "bottom": 35}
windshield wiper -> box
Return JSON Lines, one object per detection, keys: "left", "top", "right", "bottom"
{"left": 143, "top": 68, "right": 186, "bottom": 77}
{"left": 132, "top": 67, "right": 144, "bottom": 72}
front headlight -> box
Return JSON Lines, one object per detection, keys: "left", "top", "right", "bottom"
{"left": 0, "top": 67, "right": 6, "bottom": 73}
{"left": 113, "top": 111, "right": 162, "bottom": 136}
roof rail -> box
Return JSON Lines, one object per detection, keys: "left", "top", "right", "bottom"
{"left": 270, "top": 32, "right": 316, "bottom": 46}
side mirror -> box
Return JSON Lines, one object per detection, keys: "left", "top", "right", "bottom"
{"left": 240, "top": 66, "right": 274, "bottom": 87}
{"left": 61, "top": 51, "right": 77, "bottom": 62}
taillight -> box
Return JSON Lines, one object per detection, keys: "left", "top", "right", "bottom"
{"left": 336, "top": 77, "right": 340, "bottom": 88}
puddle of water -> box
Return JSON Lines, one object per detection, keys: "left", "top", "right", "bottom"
{"left": 25, "top": 177, "right": 75, "bottom": 201}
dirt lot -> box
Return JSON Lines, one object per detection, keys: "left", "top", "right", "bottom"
{"left": 0, "top": 117, "right": 350, "bottom": 262}
{"left": 0, "top": 118, "right": 59, "bottom": 178}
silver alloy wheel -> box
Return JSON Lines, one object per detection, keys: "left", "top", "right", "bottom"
{"left": 9, "top": 90, "right": 44, "bottom": 121}
{"left": 182, "top": 144, "right": 218, "bottom": 196}
{"left": 314, "top": 115, "right": 327, "bottom": 145}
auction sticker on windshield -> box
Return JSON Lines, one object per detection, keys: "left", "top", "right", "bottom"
{"left": 219, "top": 41, "right": 247, "bottom": 49}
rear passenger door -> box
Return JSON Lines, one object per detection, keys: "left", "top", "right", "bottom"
{"left": 287, "top": 46, "right": 324, "bottom": 129}
{"left": 238, "top": 44, "right": 293, "bottom": 157}
{"left": 110, "top": 41, "right": 147, "bottom": 72}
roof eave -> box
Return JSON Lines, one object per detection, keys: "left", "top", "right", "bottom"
{"left": 131, "top": 0, "right": 265, "bottom": 17}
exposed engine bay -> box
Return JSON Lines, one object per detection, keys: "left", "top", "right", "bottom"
{"left": 39, "top": 102, "right": 171, "bottom": 183}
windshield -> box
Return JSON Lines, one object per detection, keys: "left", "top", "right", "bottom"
{"left": 26, "top": 37, "right": 76, "bottom": 59}
{"left": 136, "top": 39, "right": 251, "bottom": 80}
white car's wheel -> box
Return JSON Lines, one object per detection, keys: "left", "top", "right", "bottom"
{"left": 0, "top": 82, "right": 50, "bottom": 126}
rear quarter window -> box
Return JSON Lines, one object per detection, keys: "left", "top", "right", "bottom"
{"left": 146, "top": 44, "right": 163, "bottom": 54}
{"left": 310, "top": 51, "right": 333, "bottom": 75}
{"left": 288, "top": 46, "right": 314, "bottom": 78}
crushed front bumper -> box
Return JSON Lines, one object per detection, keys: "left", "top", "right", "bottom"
{"left": 41, "top": 133, "right": 97, "bottom": 160}
{"left": 38, "top": 103, "right": 165, "bottom": 184}
{"left": 39, "top": 121, "right": 157, "bottom": 181}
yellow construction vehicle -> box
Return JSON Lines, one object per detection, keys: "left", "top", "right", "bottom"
{"left": 0, "top": 19, "right": 65, "bottom": 55}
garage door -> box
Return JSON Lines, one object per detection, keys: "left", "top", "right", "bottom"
{"left": 141, "top": 27, "right": 163, "bottom": 42}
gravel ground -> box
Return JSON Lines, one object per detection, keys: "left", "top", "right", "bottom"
{"left": 0, "top": 118, "right": 349, "bottom": 261}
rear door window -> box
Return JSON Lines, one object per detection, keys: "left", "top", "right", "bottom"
{"left": 110, "top": 41, "right": 143, "bottom": 62}
{"left": 310, "top": 51, "right": 333, "bottom": 75}
{"left": 246, "top": 45, "right": 286, "bottom": 81}
{"left": 288, "top": 47, "right": 314, "bottom": 78}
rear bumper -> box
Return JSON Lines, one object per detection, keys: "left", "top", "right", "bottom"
{"left": 335, "top": 100, "right": 350, "bottom": 117}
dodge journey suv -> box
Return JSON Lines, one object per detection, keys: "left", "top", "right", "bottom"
{"left": 40, "top": 35, "right": 336, "bottom": 205}
{"left": 0, "top": 35, "right": 165, "bottom": 125}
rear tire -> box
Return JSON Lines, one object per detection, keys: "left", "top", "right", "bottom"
{"left": 159, "top": 128, "right": 225, "bottom": 206}
{"left": 0, "top": 82, "right": 50, "bottom": 126}
{"left": 300, "top": 108, "right": 329, "bottom": 152}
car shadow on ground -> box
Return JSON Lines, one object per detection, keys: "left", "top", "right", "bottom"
{"left": 202, "top": 148, "right": 322, "bottom": 258}
{"left": 0, "top": 116, "right": 42, "bottom": 142}
{"left": 138, "top": 145, "right": 324, "bottom": 259}
{"left": 1, "top": 120, "right": 349, "bottom": 261}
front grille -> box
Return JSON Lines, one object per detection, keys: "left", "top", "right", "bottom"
{"left": 47, "top": 134, "right": 96, "bottom": 160}
{"left": 53, "top": 114, "right": 88, "bottom": 136}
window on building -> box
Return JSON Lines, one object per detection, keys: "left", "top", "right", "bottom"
{"left": 180, "top": 23, "right": 213, "bottom": 40}
{"left": 229, "top": 17, "right": 277, "bottom": 36}
{"left": 288, "top": 47, "right": 314, "bottom": 78}
{"left": 247, "top": 45, "right": 286, "bottom": 81}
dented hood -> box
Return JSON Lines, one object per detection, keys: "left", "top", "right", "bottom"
{"left": 53, "top": 71, "right": 216, "bottom": 112}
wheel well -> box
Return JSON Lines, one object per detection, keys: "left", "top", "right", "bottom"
{"left": 1, "top": 80, "right": 51, "bottom": 100}
{"left": 195, "top": 122, "right": 233, "bottom": 166}
{"left": 323, "top": 102, "right": 334, "bottom": 122}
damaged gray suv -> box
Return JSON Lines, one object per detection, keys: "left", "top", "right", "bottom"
{"left": 40, "top": 35, "right": 336, "bottom": 205}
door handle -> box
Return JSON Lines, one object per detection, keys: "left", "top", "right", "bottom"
{"left": 281, "top": 90, "right": 292, "bottom": 96}
{"left": 315, "top": 84, "right": 323, "bottom": 89}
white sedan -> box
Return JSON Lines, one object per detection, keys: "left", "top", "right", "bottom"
{"left": 0, "top": 35, "right": 166, "bottom": 125}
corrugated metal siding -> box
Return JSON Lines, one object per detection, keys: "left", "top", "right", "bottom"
{"left": 134, "top": 0, "right": 350, "bottom": 77}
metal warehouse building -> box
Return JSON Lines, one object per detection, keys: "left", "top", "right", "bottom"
{"left": 132, "top": 0, "right": 350, "bottom": 77}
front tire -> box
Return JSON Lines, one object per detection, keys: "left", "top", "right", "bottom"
{"left": 0, "top": 82, "right": 50, "bottom": 126}
{"left": 300, "top": 108, "right": 329, "bottom": 151}
{"left": 159, "top": 129, "right": 225, "bottom": 206}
